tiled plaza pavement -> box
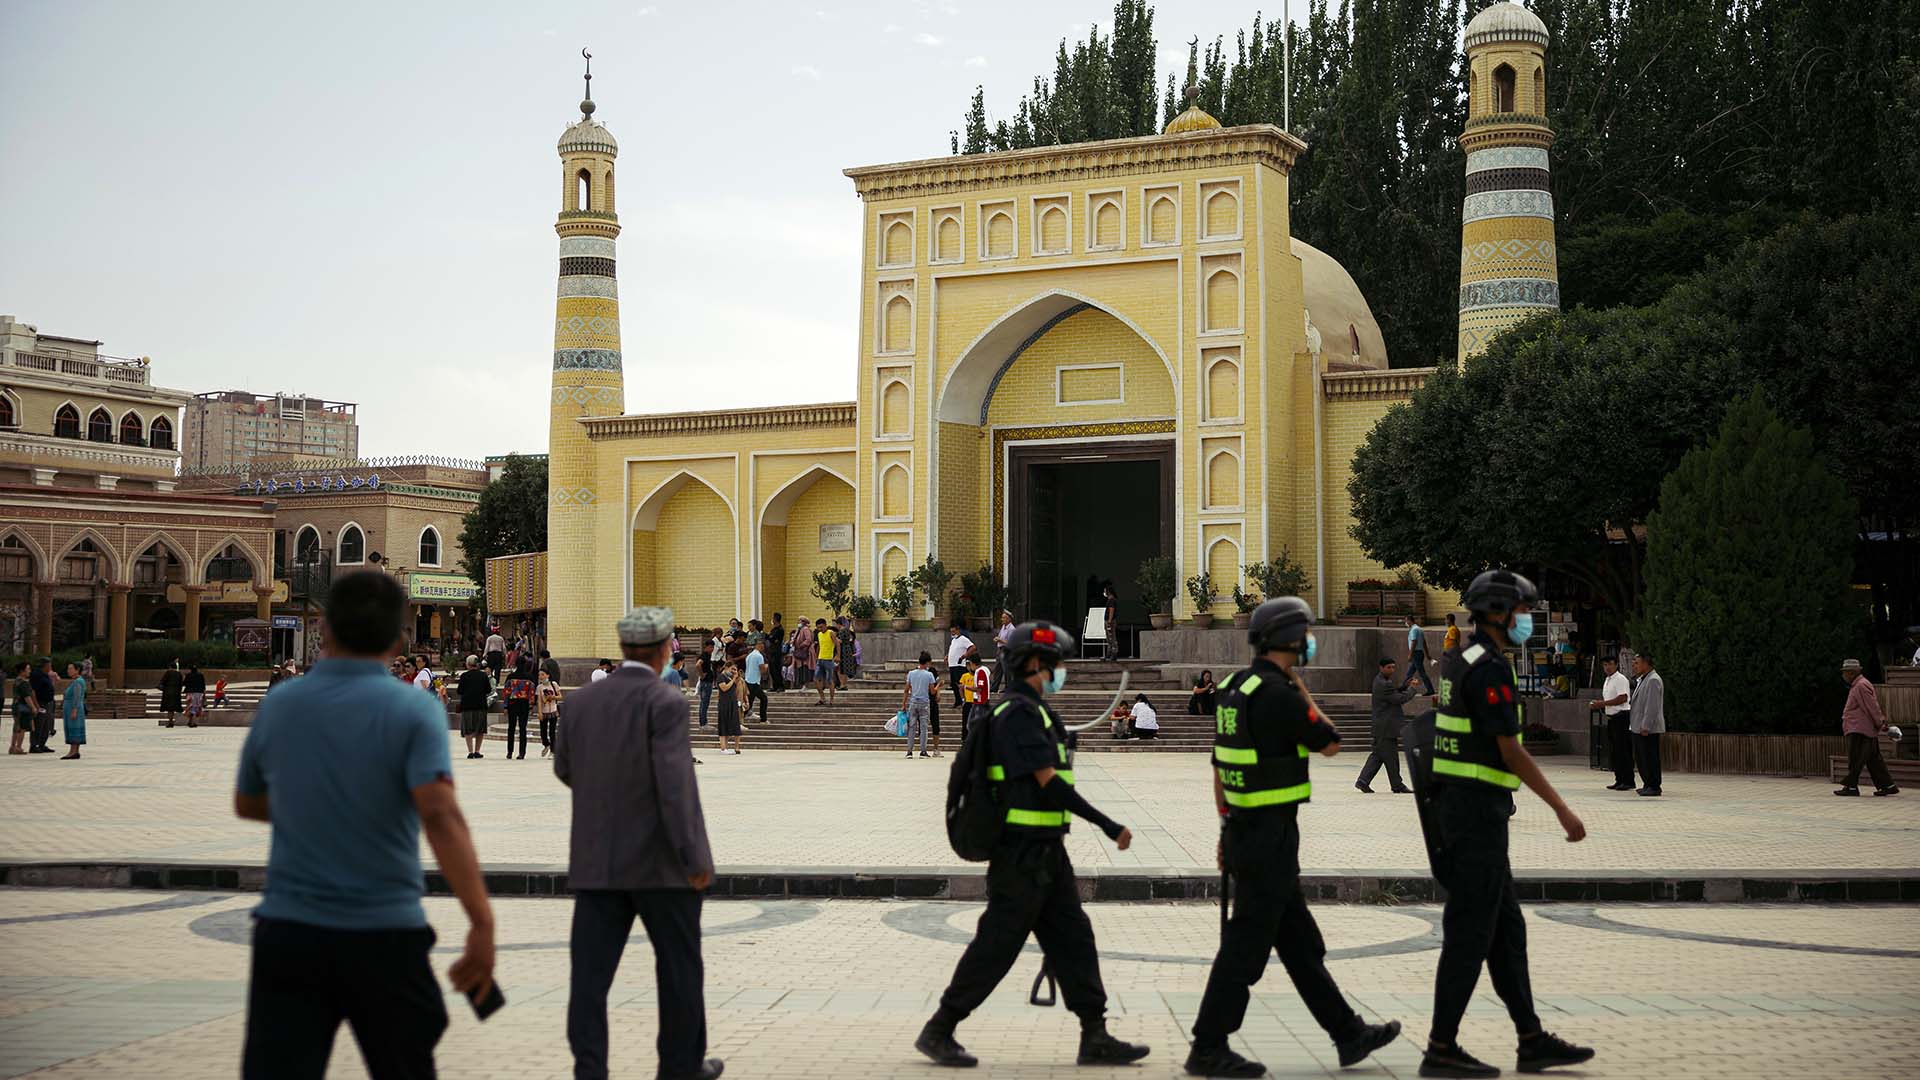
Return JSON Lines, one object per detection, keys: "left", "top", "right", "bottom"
{"left": 0, "top": 889, "right": 1915, "bottom": 1078}
{"left": 2, "top": 721, "right": 1915, "bottom": 875}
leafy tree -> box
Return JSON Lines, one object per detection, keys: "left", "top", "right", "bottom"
{"left": 1633, "top": 394, "right": 1857, "bottom": 733}
{"left": 1348, "top": 304, "right": 1741, "bottom": 618}
{"left": 457, "top": 455, "right": 548, "bottom": 584}
{"left": 810, "top": 563, "right": 852, "bottom": 618}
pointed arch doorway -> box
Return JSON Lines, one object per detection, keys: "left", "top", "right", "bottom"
{"left": 1003, "top": 430, "right": 1174, "bottom": 647}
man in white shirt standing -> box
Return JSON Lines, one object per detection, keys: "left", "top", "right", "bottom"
{"left": 589, "top": 659, "right": 613, "bottom": 683}
{"left": 1590, "top": 655, "right": 1634, "bottom": 791}
{"left": 945, "top": 625, "right": 974, "bottom": 709}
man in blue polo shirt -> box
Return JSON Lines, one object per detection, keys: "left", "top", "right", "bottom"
{"left": 235, "top": 570, "right": 495, "bottom": 1079}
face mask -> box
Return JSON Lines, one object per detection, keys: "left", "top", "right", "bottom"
{"left": 1507, "top": 612, "right": 1534, "bottom": 645}
{"left": 1042, "top": 666, "right": 1069, "bottom": 695}
{"left": 1302, "top": 633, "right": 1318, "bottom": 665}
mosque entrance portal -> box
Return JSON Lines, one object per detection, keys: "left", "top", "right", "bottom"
{"left": 1007, "top": 440, "right": 1173, "bottom": 648}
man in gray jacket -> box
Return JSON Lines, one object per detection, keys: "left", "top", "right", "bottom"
{"left": 556, "top": 605, "right": 721, "bottom": 1080}
{"left": 1629, "top": 652, "right": 1665, "bottom": 797}
{"left": 1357, "top": 656, "right": 1418, "bottom": 793}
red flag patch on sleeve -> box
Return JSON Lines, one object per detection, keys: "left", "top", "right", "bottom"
{"left": 1500, "top": 684, "right": 1514, "bottom": 703}
{"left": 1485, "top": 687, "right": 1500, "bottom": 705}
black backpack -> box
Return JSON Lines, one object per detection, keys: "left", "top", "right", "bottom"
{"left": 946, "top": 707, "right": 1003, "bottom": 861}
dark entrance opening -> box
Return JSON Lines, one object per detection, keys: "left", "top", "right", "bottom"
{"left": 1009, "top": 440, "right": 1173, "bottom": 650}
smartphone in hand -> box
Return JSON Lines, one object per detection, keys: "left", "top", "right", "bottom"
{"left": 466, "top": 980, "right": 505, "bottom": 1021}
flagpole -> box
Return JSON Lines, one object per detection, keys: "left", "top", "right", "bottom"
{"left": 1283, "top": 0, "right": 1291, "bottom": 131}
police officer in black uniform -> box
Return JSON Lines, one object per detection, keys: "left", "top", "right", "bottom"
{"left": 916, "top": 620, "right": 1151, "bottom": 1070}
{"left": 1419, "top": 570, "right": 1594, "bottom": 1078}
{"left": 1186, "top": 597, "right": 1403, "bottom": 1078}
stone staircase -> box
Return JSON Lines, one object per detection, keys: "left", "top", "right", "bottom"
{"left": 486, "top": 659, "right": 1377, "bottom": 754}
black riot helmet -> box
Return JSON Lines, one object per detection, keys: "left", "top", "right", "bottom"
{"left": 1248, "top": 596, "right": 1313, "bottom": 654}
{"left": 1461, "top": 569, "right": 1539, "bottom": 619}
{"left": 1002, "top": 620, "right": 1075, "bottom": 674}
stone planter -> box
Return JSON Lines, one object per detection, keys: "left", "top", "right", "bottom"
{"left": 851, "top": 618, "right": 873, "bottom": 633}
{"left": 1149, "top": 613, "right": 1173, "bottom": 630}
{"left": 1191, "top": 612, "right": 1216, "bottom": 629}
{"left": 889, "top": 617, "right": 913, "bottom": 631}
{"left": 1232, "top": 611, "right": 1252, "bottom": 629}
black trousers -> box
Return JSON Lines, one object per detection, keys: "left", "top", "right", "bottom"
{"left": 770, "top": 647, "right": 786, "bottom": 691}
{"left": 540, "top": 708, "right": 558, "bottom": 749}
{"left": 1404, "top": 653, "right": 1436, "bottom": 694}
{"left": 505, "top": 701, "right": 531, "bottom": 757}
{"left": 938, "top": 839, "right": 1106, "bottom": 1021}
{"left": 569, "top": 888, "right": 706, "bottom": 1080}
{"left": 1607, "top": 711, "right": 1633, "bottom": 786}
{"left": 1842, "top": 732, "right": 1893, "bottom": 790}
{"left": 745, "top": 682, "right": 768, "bottom": 721}
{"left": 1358, "top": 729, "right": 1404, "bottom": 789}
{"left": 1193, "top": 813, "right": 1362, "bottom": 1048}
{"left": 1429, "top": 787, "right": 1540, "bottom": 1046}
{"left": 30, "top": 704, "right": 52, "bottom": 750}
{"left": 950, "top": 666, "right": 966, "bottom": 708}
{"left": 1633, "top": 732, "right": 1662, "bottom": 790}
{"left": 243, "top": 917, "right": 446, "bottom": 1080}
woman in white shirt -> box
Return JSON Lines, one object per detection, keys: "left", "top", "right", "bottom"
{"left": 1129, "top": 694, "right": 1159, "bottom": 741}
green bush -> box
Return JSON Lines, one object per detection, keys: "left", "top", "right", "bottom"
{"left": 1135, "top": 556, "right": 1177, "bottom": 614}
{"left": 847, "top": 594, "right": 878, "bottom": 620}
{"left": 1244, "top": 548, "right": 1309, "bottom": 604}
{"left": 884, "top": 575, "right": 918, "bottom": 619}
{"left": 1633, "top": 394, "right": 1857, "bottom": 734}
{"left": 2, "top": 638, "right": 244, "bottom": 679}
{"left": 1185, "top": 571, "right": 1216, "bottom": 612}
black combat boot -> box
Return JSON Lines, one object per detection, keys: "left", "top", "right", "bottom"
{"left": 1184, "top": 1042, "right": 1265, "bottom": 1077}
{"left": 1078, "top": 1017, "right": 1151, "bottom": 1065}
{"left": 915, "top": 1013, "right": 978, "bottom": 1068}
{"left": 1515, "top": 1030, "right": 1594, "bottom": 1073}
{"left": 1336, "top": 1019, "right": 1402, "bottom": 1067}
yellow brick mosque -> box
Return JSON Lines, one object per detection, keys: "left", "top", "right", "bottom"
{"left": 546, "top": 4, "right": 1556, "bottom": 660}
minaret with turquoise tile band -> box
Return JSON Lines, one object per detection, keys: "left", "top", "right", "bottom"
{"left": 547, "top": 61, "right": 624, "bottom": 661}
{"left": 1457, "top": 2, "right": 1559, "bottom": 363}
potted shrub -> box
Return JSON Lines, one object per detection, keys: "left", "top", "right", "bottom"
{"left": 1231, "top": 584, "right": 1259, "bottom": 629}
{"left": 1136, "top": 555, "right": 1177, "bottom": 630}
{"left": 809, "top": 562, "right": 853, "bottom": 622}
{"left": 1185, "top": 571, "right": 1217, "bottom": 629}
{"left": 966, "top": 564, "right": 1011, "bottom": 628}
{"left": 847, "top": 594, "right": 878, "bottom": 633}
{"left": 911, "top": 554, "right": 954, "bottom": 626}
{"left": 948, "top": 588, "right": 974, "bottom": 630}
{"left": 1244, "top": 547, "right": 1309, "bottom": 605}
{"left": 884, "top": 575, "right": 918, "bottom": 631}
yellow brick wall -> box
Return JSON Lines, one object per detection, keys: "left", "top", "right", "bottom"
{"left": 760, "top": 523, "right": 787, "bottom": 624}
{"left": 778, "top": 475, "right": 856, "bottom": 618}
{"left": 651, "top": 480, "right": 736, "bottom": 628}
{"left": 935, "top": 421, "right": 990, "bottom": 577}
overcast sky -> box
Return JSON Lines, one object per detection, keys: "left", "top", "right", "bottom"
{"left": 2, "top": 0, "right": 1285, "bottom": 459}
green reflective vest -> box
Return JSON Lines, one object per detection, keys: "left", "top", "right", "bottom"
{"left": 1212, "top": 669, "right": 1312, "bottom": 810}
{"left": 987, "top": 698, "right": 1073, "bottom": 834}
{"left": 1432, "top": 642, "right": 1521, "bottom": 790}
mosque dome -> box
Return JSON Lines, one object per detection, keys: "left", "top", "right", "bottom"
{"left": 1293, "top": 237, "right": 1388, "bottom": 368}
{"left": 558, "top": 114, "right": 619, "bottom": 156}
{"left": 1464, "top": 2, "right": 1549, "bottom": 50}
{"left": 1163, "top": 103, "right": 1223, "bottom": 135}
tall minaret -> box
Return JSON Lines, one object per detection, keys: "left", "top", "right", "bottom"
{"left": 547, "top": 50, "right": 624, "bottom": 660}
{"left": 1456, "top": 2, "right": 1558, "bottom": 363}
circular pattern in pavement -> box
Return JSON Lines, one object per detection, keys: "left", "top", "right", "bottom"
{"left": 880, "top": 902, "right": 1445, "bottom": 965}
{"left": 1532, "top": 905, "right": 1920, "bottom": 959}
{"left": 187, "top": 898, "right": 824, "bottom": 953}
